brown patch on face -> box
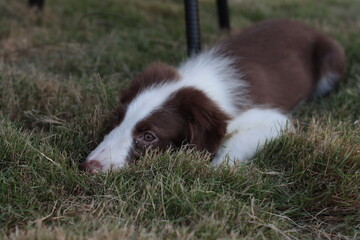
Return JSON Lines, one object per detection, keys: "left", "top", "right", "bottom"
{"left": 130, "top": 108, "right": 188, "bottom": 162}
{"left": 129, "top": 87, "right": 229, "bottom": 161}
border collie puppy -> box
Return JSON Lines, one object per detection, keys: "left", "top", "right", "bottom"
{"left": 81, "top": 19, "right": 345, "bottom": 173}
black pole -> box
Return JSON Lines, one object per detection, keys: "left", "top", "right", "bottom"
{"left": 217, "top": 0, "right": 230, "bottom": 30}
{"left": 28, "top": 0, "right": 44, "bottom": 10}
{"left": 184, "top": 0, "right": 201, "bottom": 57}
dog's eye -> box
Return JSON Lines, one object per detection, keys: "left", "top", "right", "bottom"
{"left": 144, "top": 132, "right": 156, "bottom": 142}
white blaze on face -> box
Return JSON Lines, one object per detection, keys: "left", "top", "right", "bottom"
{"left": 85, "top": 124, "right": 133, "bottom": 171}
{"left": 85, "top": 83, "right": 185, "bottom": 171}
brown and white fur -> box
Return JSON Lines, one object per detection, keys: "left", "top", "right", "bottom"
{"left": 81, "top": 19, "right": 345, "bottom": 173}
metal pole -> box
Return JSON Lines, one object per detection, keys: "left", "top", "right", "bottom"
{"left": 217, "top": 0, "right": 230, "bottom": 30}
{"left": 184, "top": 0, "right": 201, "bottom": 57}
{"left": 28, "top": 0, "right": 44, "bottom": 10}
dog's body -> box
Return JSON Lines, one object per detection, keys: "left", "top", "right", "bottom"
{"left": 81, "top": 19, "right": 345, "bottom": 173}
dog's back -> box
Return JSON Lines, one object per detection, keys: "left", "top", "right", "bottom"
{"left": 221, "top": 19, "right": 345, "bottom": 111}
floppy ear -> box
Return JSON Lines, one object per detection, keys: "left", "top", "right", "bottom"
{"left": 174, "top": 87, "right": 229, "bottom": 154}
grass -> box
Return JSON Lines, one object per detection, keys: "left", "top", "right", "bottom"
{"left": 0, "top": 0, "right": 359, "bottom": 239}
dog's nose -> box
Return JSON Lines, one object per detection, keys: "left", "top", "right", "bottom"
{"left": 79, "top": 160, "right": 103, "bottom": 173}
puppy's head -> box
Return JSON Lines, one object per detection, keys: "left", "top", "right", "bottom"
{"left": 80, "top": 63, "right": 228, "bottom": 173}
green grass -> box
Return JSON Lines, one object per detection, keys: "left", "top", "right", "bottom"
{"left": 1, "top": 0, "right": 359, "bottom": 239}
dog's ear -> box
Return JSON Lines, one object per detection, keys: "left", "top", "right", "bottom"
{"left": 174, "top": 88, "right": 229, "bottom": 153}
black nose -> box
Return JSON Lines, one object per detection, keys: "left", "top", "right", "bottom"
{"left": 79, "top": 160, "right": 103, "bottom": 173}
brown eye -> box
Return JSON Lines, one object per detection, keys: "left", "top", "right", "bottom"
{"left": 144, "top": 132, "right": 156, "bottom": 142}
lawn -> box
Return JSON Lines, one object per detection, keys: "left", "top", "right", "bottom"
{"left": 0, "top": 0, "right": 359, "bottom": 239}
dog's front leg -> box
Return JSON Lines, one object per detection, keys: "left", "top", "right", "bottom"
{"left": 212, "top": 108, "right": 292, "bottom": 166}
